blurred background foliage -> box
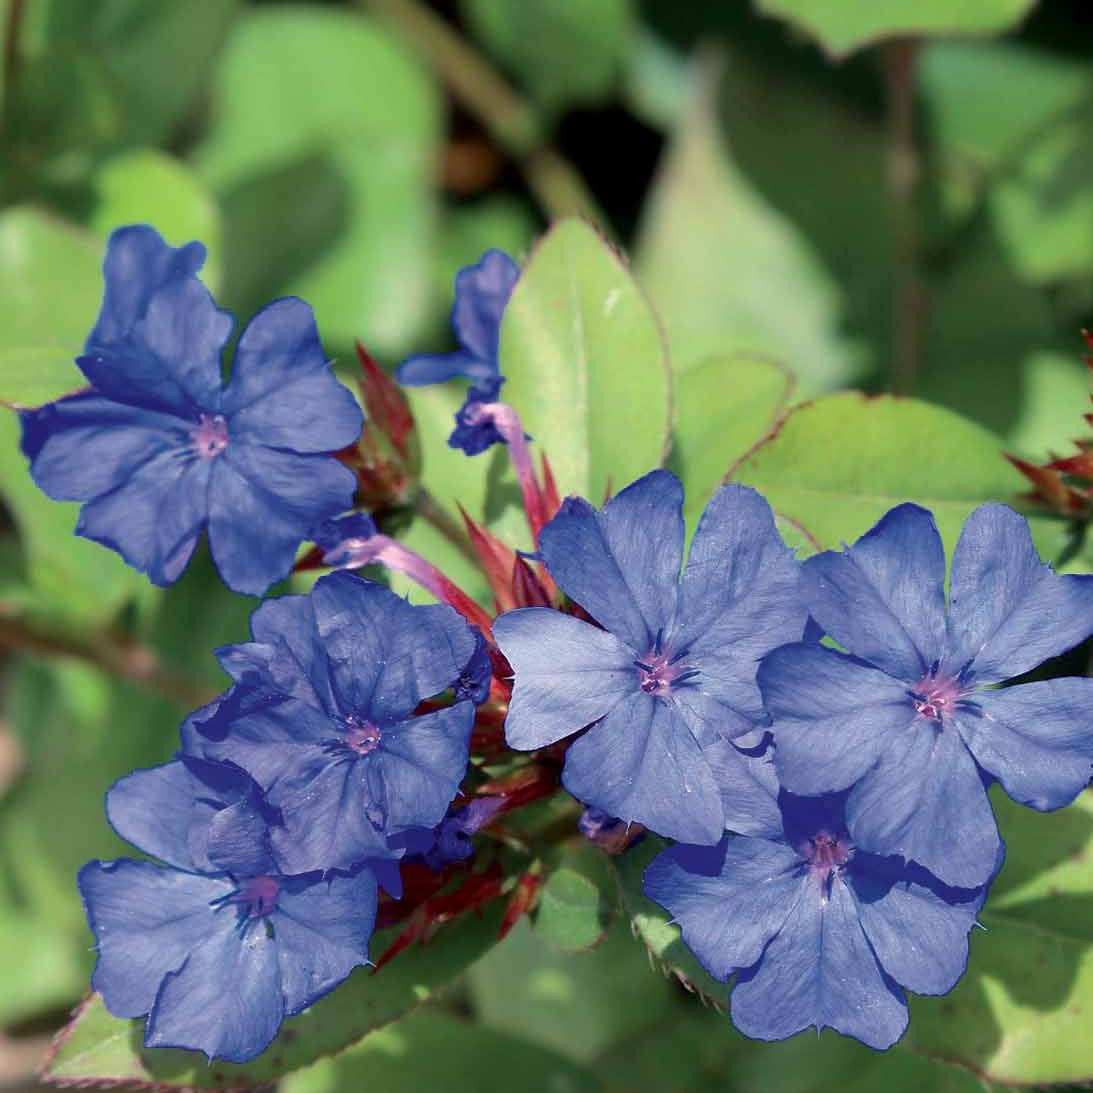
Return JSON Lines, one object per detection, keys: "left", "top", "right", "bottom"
{"left": 1, "top": 0, "right": 1092, "bottom": 1090}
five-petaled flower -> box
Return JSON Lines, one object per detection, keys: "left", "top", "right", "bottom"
{"left": 644, "top": 784, "right": 992, "bottom": 1050}
{"left": 494, "top": 469, "right": 809, "bottom": 844}
{"left": 79, "top": 754, "right": 378, "bottom": 1062}
{"left": 759, "top": 503, "right": 1093, "bottom": 888}
{"left": 395, "top": 249, "right": 520, "bottom": 456}
{"left": 185, "top": 571, "right": 478, "bottom": 874}
{"left": 20, "top": 226, "right": 363, "bottom": 595}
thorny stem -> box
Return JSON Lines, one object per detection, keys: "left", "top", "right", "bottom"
{"left": 0, "top": 609, "right": 215, "bottom": 710}
{"left": 412, "top": 485, "right": 479, "bottom": 567}
{"left": 359, "top": 0, "right": 608, "bottom": 227}
{"left": 883, "top": 38, "right": 926, "bottom": 397}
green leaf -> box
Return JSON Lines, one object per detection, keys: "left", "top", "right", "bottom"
{"left": 460, "top": 0, "right": 633, "bottom": 115}
{"left": 0, "top": 206, "right": 100, "bottom": 407}
{"left": 499, "top": 219, "right": 672, "bottom": 501}
{"left": 282, "top": 1010, "right": 603, "bottom": 1093}
{"left": 43, "top": 903, "right": 507, "bottom": 1089}
{"left": 90, "top": 149, "right": 223, "bottom": 293}
{"left": 753, "top": 0, "right": 1040, "bottom": 60}
{"left": 197, "top": 6, "right": 440, "bottom": 357}
{"left": 907, "top": 791, "right": 1093, "bottom": 1084}
{"left": 468, "top": 918, "right": 678, "bottom": 1063}
{"left": 533, "top": 844, "right": 619, "bottom": 953}
{"left": 670, "top": 354, "right": 793, "bottom": 525}
{"left": 634, "top": 58, "right": 860, "bottom": 392}
{"left": 728, "top": 392, "right": 1044, "bottom": 552}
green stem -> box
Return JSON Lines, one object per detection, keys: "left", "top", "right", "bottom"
{"left": 412, "top": 485, "right": 479, "bottom": 567}
{"left": 359, "top": 0, "right": 607, "bottom": 227}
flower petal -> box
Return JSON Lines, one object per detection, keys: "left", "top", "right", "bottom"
{"left": 75, "top": 445, "right": 211, "bottom": 586}
{"left": 801, "top": 504, "right": 947, "bottom": 682}
{"left": 957, "top": 678, "right": 1093, "bottom": 811}
{"left": 847, "top": 721, "right": 1000, "bottom": 888}
{"left": 851, "top": 859, "right": 985, "bottom": 996}
{"left": 948, "top": 504, "right": 1093, "bottom": 682}
{"left": 563, "top": 690, "right": 724, "bottom": 844}
{"left": 79, "top": 860, "right": 229, "bottom": 1020}
{"left": 222, "top": 298, "right": 363, "bottom": 453}
{"left": 274, "top": 869, "right": 378, "bottom": 1016}
{"left": 540, "top": 471, "right": 685, "bottom": 652}
{"left": 451, "top": 249, "right": 520, "bottom": 363}
{"left": 731, "top": 878, "right": 908, "bottom": 1050}
{"left": 145, "top": 908, "right": 283, "bottom": 1062}
{"left": 494, "top": 607, "right": 634, "bottom": 751}
{"left": 701, "top": 740, "right": 783, "bottom": 839}
{"left": 675, "top": 486, "right": 807, "bottom": 724}
{"left": 207, "top": 444, "right": 357, "bottom": 596}
{"left": 397, "top": 349, "right": 494, "bottom": 388}
{"left": 80, "top": 273, "right": 232, "bottom": 417}
{"left": 372, "top": 703, "right": 474, "bottom": 831}
{"left": 643, "top": 837, "right": 801, "bottom": 981}
{"left": 762, "top": 643, "right": 915, "bottom": 796}
{"left": 105, "top": 762, "right": 206, "bottom": 870}
{"left": 19, "top": 392, "right": 186, "bottom": 502}
{"left": 311, "top": 572, "right": 474, "bottom": 721}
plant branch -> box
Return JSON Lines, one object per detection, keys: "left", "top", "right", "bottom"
{"left": 359, "top": 0, "right": 607, "bottom": 227}
{"left": 0, "top": 609, "right": 215, "bottom": 709}
{"left": 412, "top": 486, "right": 479, "bottom": 567}
{"left": 883, "top": 38, "right": 926, "bottom": 396}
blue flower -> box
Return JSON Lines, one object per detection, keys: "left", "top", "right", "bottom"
{"left": 454, "top": 627, "right": 493, "bottom": 704}
{"left": 20, "top": 226, "right": 363, "bottom": 595}
{"left": 396, "top": 249, "right": 518, "bottom": 399}
{"left": 493, "top": 470, "right": 808, "bottom": 845}
{"left": 79, "top": 755, "right": 378, "bottom": 1062}
{"left": 759, "top": 503, "right": 1093, "bottom": 888}
{"left": 313, "top": 511, "right": 380, "bottom": 566}
{"left": 644, "top": 786, "right": 991, "bottom": 1050}
{"left": 396, "top": 797, "right": 505, "bottom": 871}
{"left": 186, "top": 571, "right": 478, "bottom": 874}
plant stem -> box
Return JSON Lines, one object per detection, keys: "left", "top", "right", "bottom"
{"left": 0, "top": 610, "right": 215, "bottom": 710}
{"left": 359, "top": 0, "right": 607, "bottom": 227}
{"left": 883, "top": 38, "right": 926, "bottom": 396}
{"left": 1, "top": 0, "right": 25, "bottom": 120}
{"left": 412, "top": 485, "right": 479, "bottom": 566}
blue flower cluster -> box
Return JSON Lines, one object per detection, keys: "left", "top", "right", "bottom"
{"left": 79, "top": 572, "right": 482, "bottom": 1061}
{"left": 20, "top": 227, "right": 363, "bottom": 595}
{"left": 494, "top": 472, "right": 1093, "bottom": 1048}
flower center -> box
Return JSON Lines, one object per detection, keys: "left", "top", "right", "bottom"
{"left": 345, "top": 720, "right": 381, "bottom": 756}
{"left": 634, "top": 631, "right": 699, "bottom": 697}
{"left": 802, "top": 832, "right": 852, "bottom": 898}
{"left": 191, "top": 413, "right": 229, "bottom": 459}
{"left": 219, "top": 875, "right": 280, "bottom": 920}
{"left": 909, "top": 670, "right": 964, "bottom": 723}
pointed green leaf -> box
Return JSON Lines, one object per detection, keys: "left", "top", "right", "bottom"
{"left": 43, "top": 903, "right": 506, "bottom": 1089}
{"left": 754, "top": 0, "right": 1040, "bottom": 60}
{"left": 499, "top": 219, "right": 672, "bottom": 501}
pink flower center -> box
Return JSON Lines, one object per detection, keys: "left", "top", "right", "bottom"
{"left": 345, "top": 720, "right": 381, "bottom": 756}
{"left": 803, "top": 832, "right": 852, "bottom": 897}
{"left": 191, "top": 413, "right": 229, "bottom": 459}
{"left": 230, "top": 875, "right": 280, "bottom": 918}
{"left": 634, "top": 636, "right": 699, "bottom": 697}
{"left": 910, "top": 671, "right": 964, "bottom": 722}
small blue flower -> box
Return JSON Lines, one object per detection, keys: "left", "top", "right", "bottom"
{"left": 644, "top": 787, "right": 991, "bottom": 1050}
{"left": 454, "top": 627, "right": 493, "bottom": 704}
{"left": 20, "top": 226, "right": 363, "bottom": 595}
{"left": 186, "top": 571, "right": 478, "bottom": 874}
{"left": 313, "top": 511, "right": 380, "bottom": 566}
{"left": 493, "top": 470, "right": 808, "bottom": 845}
{"left": 396, "top": 797, "right": 505, "bottom": 871}
{"left": 396, "top": 249, "right": 518, "bottom": 398}
{"left": 79, "top": 756, "right": 378, "bottom": 1062}
{"left": 760, "top": 503, "right": 1093, "bottom": 888}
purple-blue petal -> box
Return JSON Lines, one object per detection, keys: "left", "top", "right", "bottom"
{"left": 144, "top": 906, "right": 283, "bottom": 1062}
{"left": 494, "top": 607, "right": 634, "bottom": 751}
{"left": 846, "top": 721, "right": 1000, "bottom": 889}
{"left": 79, "top": 860, "right": 230, "bottom": 1020}
{"left": 731, "top": 878, "right": 908, "bottom": 1050}
{"left": 539, "top": 470, "right": 685, "bottom": 653}
{"left": 19, "top": 393, "right": 186, "bottom": 502}
{"left": 563, "top": 690, "right": 724, "bottom": 844}
{"left": 273, "top": 869, "right": 378, "bottom": 1016}
{"left": 948, "top": 503, "right": 1093, "bottom": 682}
{"left": 762, "top": 643, "right": 915, "bottom": 796}
{"left": 397, "top": 349, "right": 496, "bottom": 388}
{"left": 957, "top": 678, "right": 1093, "bottom": 811}
{"left": 206, "top": 444, "right": 357, "bottom": 596}
{"left": 800, "top": 504, "right": 947, "bottom": 682}
{"left": 702, "top": 739, "right": 783, "bottom": 839}
{"left": 221, "top": 298, "right": 363, "bottom": 453}
{"left": 643, "top": 837, "right": 801, "bottom": 981}
{"left": 75, "top": 445, "right": 212, "bottom": 586}
{"left": 450, "top": 249, "right": 520, "bottom": 364}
